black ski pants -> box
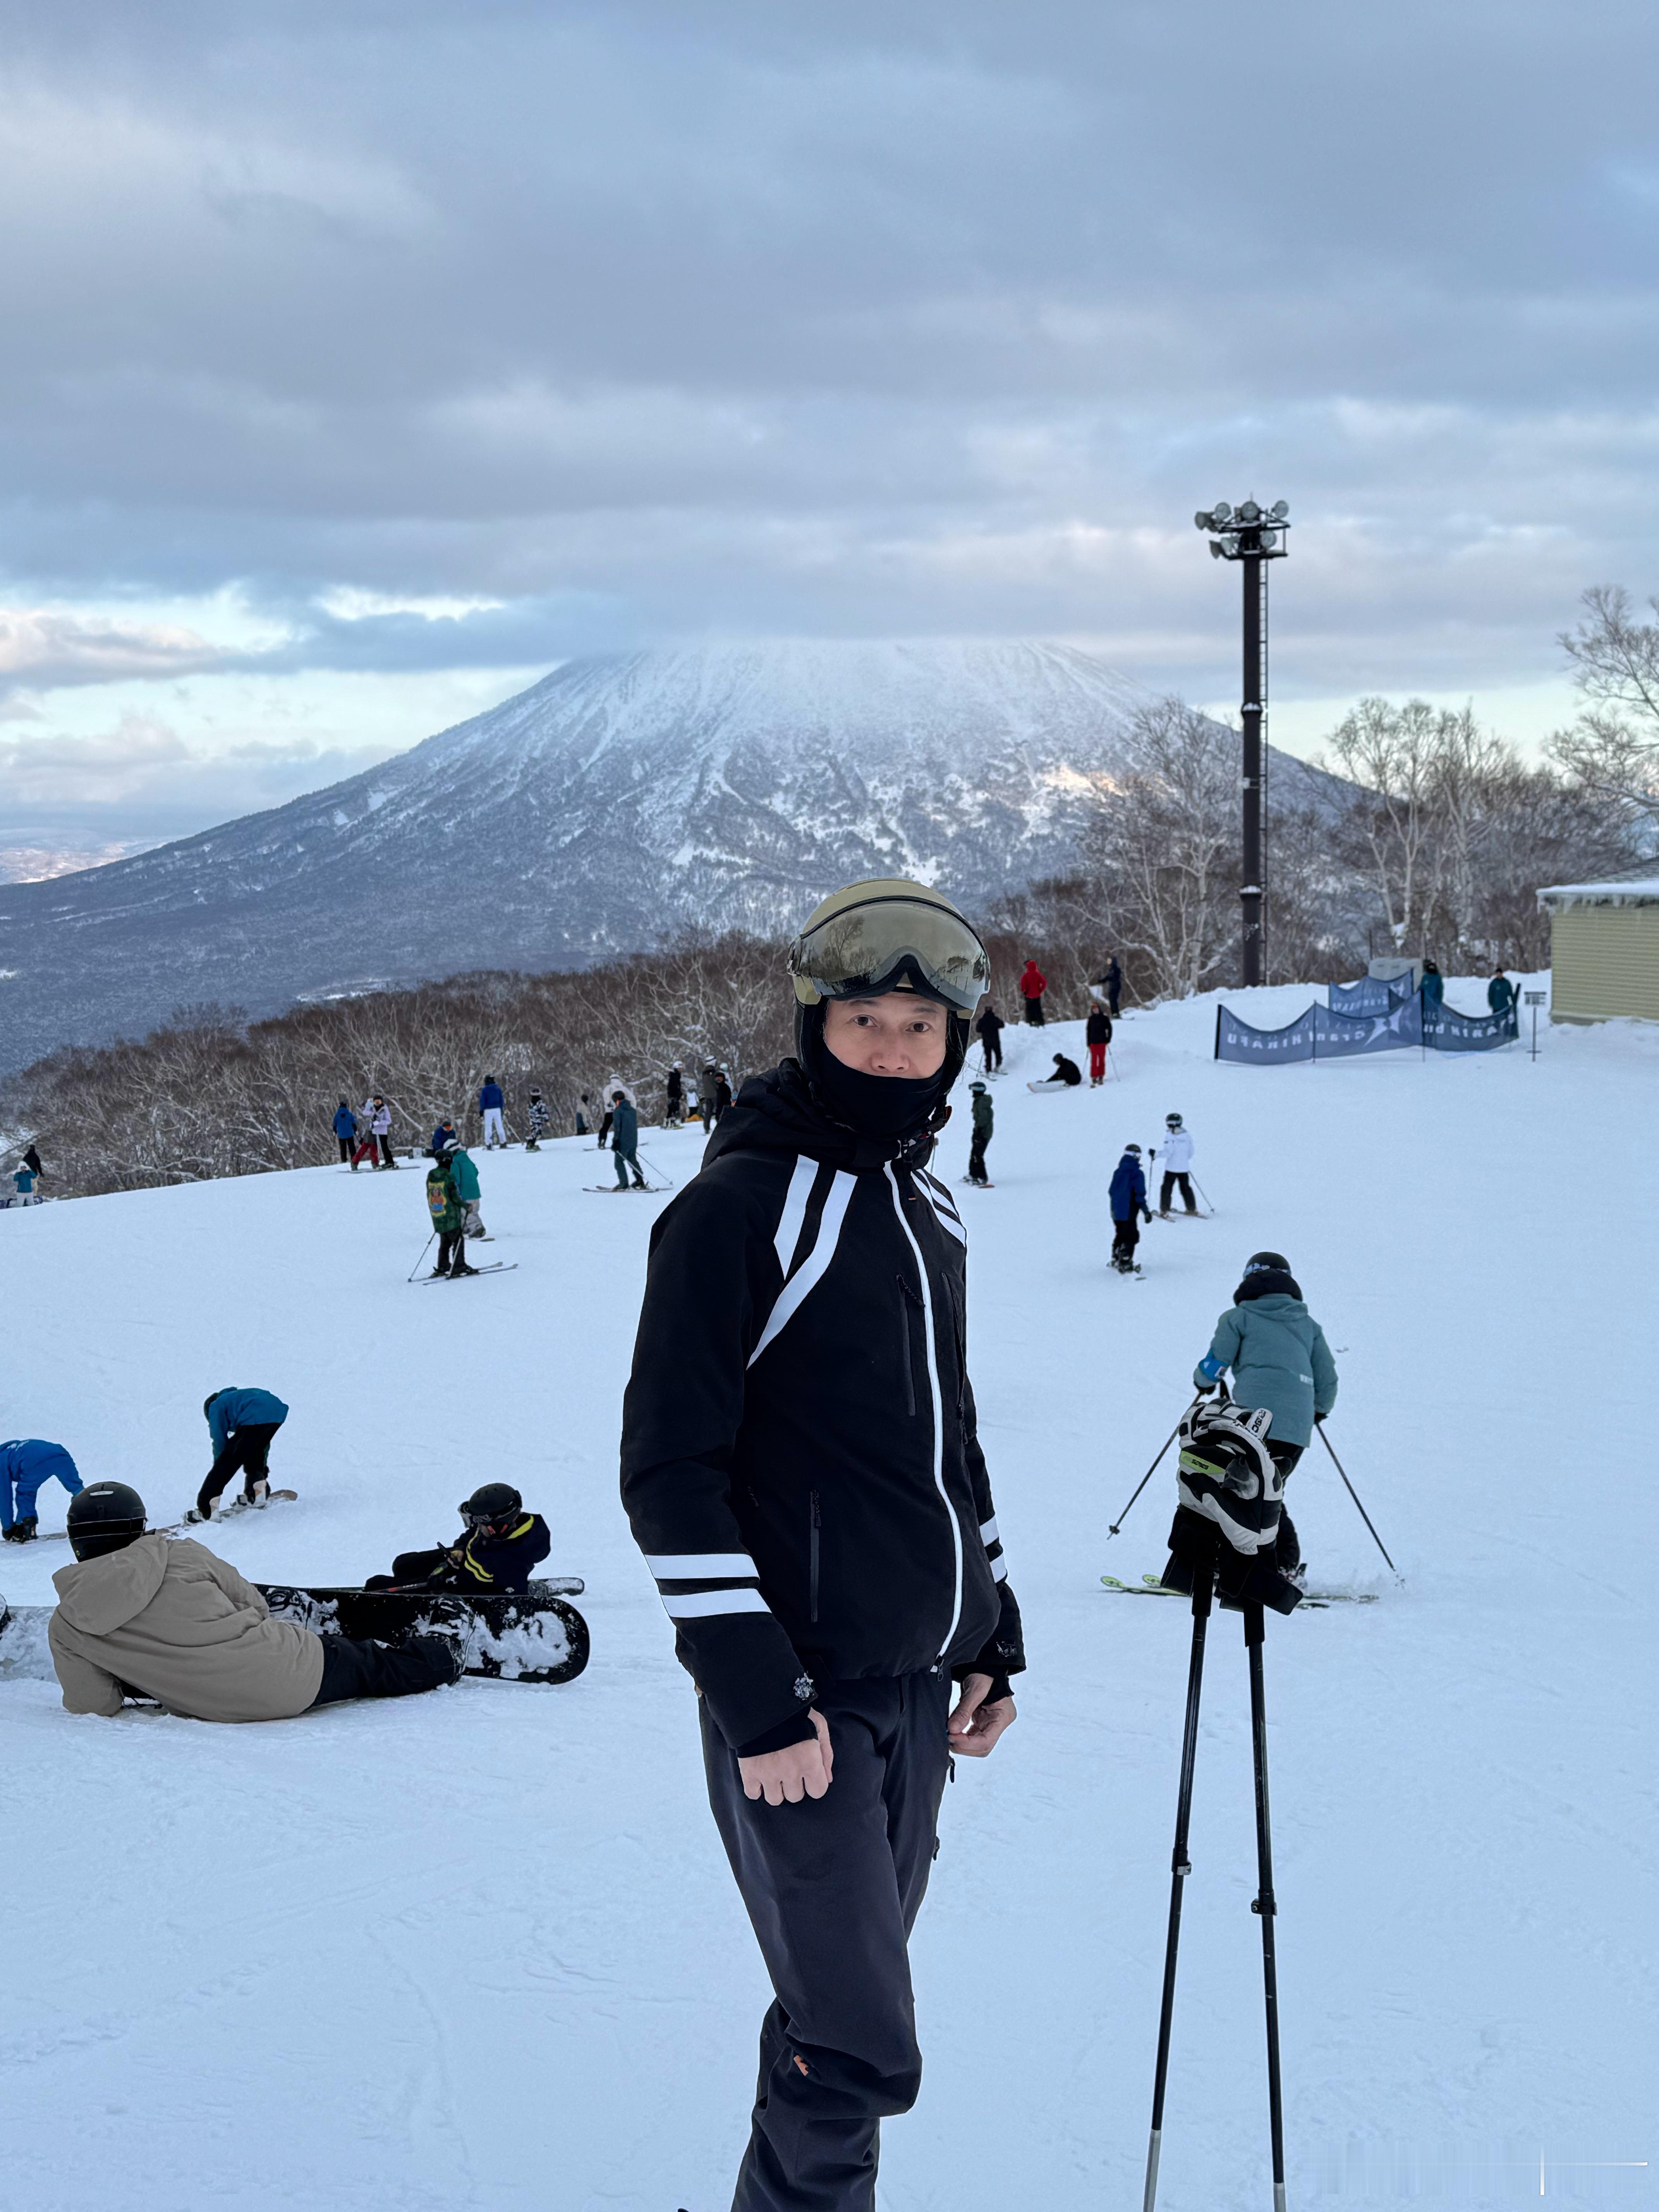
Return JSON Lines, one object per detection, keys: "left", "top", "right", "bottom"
{"left": 613, "top": 1142, "right": 646, "bottom": 1189}
{"left": 309, "top": 1633, "right": 457, "bottom": 1705}
{"left": 198, "top": 1423, "right": 282, "bottom": 1516}
{"left": 337, "top": 1136, "right": 352, "bottom": 1163}
{"left": 1159, "top": 1171, "right": 1196, "bottom": 1213}
{"left": 377, "top": 1135, "right": 396, "bottom": 1168}
{"left": 967, "top": 1133, "right": 990, "bottom": 1184}
{"left": 979, "top": 1032, "right": 1002, "bottom": 1070}
{"left": 701, "top": 1671, "right": 952, "bottom": 2212}
{"left": 436, "top": 1230, "right": 467, "bottom": 1273}
{"left": 1111, "top": 1212, "right": 1142, "bottom": 1265}
{"left": 1022, "top": 996, "right": 1045, "bottom": 1025}
{"left": 1269, "top": 1441, "right": 1303, "bottom": 1574}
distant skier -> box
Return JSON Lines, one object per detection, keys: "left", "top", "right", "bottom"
{"left": 479, "top": 1075, "right": 507, "bottom": 1149}
{"left": 681, "top": 1076, "right": 698, "bottom": 1126}
{"left": 967, "top": 1079, "right": 994, "bottom": 1186}
{"left": 6, "top": 1157, "right": 42, "bottom": 1207}
{"left": 350, "top": 1099, "right": 380, "bottom": 1170}
{"left": 50, "top": 1483, "right": 460, "bottom": 1719}
{"left": 1019, "top": 957, "right": 1048, "bottom": 1024}
{"left": 975, "top": 1001, "right": 1005, "bottom": 1072}
{"left": 431, "top": 1117, "right": 459, "bottom": 1156}
{"left": 526, "top": 1091, "right": 551, "bottom": 1150}
{"left": 369, "top": 1095, "right": 397, "bottom": 1168}
{"left": 1029, "top": 1052, "right": 1082, "bottom": 1091}
{"left": 1154, "top": 1112, "right": 1199, "bottom": 1216}
{"left": 609, "top": 1089, "right": 647, "bottom": 1190}
{"left": 1086, "top": 1004, "right": 1112, "bottom": 1084}
{"left": 1188, "top": 1250, "right": 1338, "bottom": 1580}
{"left": 1090, "top": 955, "right": 1123, "bottom": 1017}
{"left": 665, "top": 1064, "right": 684, "bottom": 1126}
{"left": 366, "top": 1484, "right": 552, "bottom": 1594}
{"left": 1487, "top": 970, "right": 1516, "bottom": 1017}
{"left": 332, "top": 1099, "right": 358, "bottom": 1165}
{"left": 191, "top": 1388, "right": 290, "bottom": 1522}
{"left": 713, "top": 1066, "right": 733, "bottom": 1123}
{"left": 2, "top": 1439, "right": 84, "bottom": 1543}
{"left": 425, "top": 1136, "right": 480, "bottom": 1278}
{"left": 575, "top": 1092, "right": 592, "bottom": 1137}
{"left": 1420, "top": 959, "right": 1444, "bottom": 1011}
{"left": 1109, "top": 1143, "right": 1151, "bottom": 1273}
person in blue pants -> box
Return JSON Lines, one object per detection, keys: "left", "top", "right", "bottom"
{"left": 192, "top": 1389, "right": 290, "bottom": 1522}
{"left": 1, "top": 1439, "right": 84, "bottom": 1542}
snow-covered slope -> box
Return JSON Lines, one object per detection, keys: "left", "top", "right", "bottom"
{"left": 5, "top": 981, "right": 1651, "bottom": 2211}
{"left": 0, "top": 639, "right": 1344, "bottom": 1071}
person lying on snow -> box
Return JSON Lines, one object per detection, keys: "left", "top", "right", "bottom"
{"left": 49, "top": 1484, "right": 461, "bottom": 1721}
{"left": 366, "top": 1482, "right": 551, "bottom": 1595}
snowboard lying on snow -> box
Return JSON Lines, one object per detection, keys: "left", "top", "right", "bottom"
{"left": 258, "top": 1582, "right": 590, "bottom": 1685}
{"left": 0, "top": 1580, "right": 591, "bottom": 1689}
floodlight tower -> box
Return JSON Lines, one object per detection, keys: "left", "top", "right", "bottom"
{"left": 1193, "top": 498, "right": 1290, "bottom": 987}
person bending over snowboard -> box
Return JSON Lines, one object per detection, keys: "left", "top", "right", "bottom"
{"left": 367, "top": 1483, "right": 551, "bottom": 1594}
{"left": 191, "top": 1388, "right": 289, "bottom": 1522}
{"left": 621, "top": 876, "right": 1024, "bottom": 2212}
{"left": 49, "top": 1484, "right": 460, "bottom": 1720}
{"left": 1181, "top": 1249, "right": 1338, "bottom": 1580}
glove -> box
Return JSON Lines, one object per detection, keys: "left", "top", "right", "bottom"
{"left": 1314, "top": 1412, "right": 1327, "bottom": 1425}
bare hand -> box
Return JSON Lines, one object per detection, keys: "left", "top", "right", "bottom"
{"left": 738, "top": 1708, "right": 834, "bottom": 1806}
{"left": 948, "top": 1673, "right": 1016, "bottom": 1758}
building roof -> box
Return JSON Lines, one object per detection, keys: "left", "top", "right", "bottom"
{"left": 1538, "top": 878, "right": 1659, "bottom": 908}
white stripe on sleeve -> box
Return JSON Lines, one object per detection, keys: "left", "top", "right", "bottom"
{"left": 979, "top": 1516, "right": 998, "bottom": 1545}
{"left": 660, "top": 1588, "right": 773, "bottom": 1620}
{"left": 992, "top": 1558, "right": 1008, "bottom": 1582}
{"left": 645, "top": 1553, "right": 757, "bottom": 1580}
{"left": 748, "top": 1170, "right": 857, "bottom": 1368}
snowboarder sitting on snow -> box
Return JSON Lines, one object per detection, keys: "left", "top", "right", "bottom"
{"left": 1108, "top": 1143, "right": 1151, "bottom": 1272}
{"left": 426, "top": 1137, "right": 480, "bottom": 1278}
{"left": 1181, "top": 1250, "right": 1338, "bottom": 1581}
{"left": 967, "top": 1078, "right": 994, "bottom": 1185}
{"left": 50, "top": 1482, "right": 461, "bottom": 1720}
{"left": 1030, "top": 1051, "right": 1082, "bottom": 1090}
{"left": 526, "top": 1090, "right": 551, "bottom": 1150}
{"left": 2, "top": 1438, "right": 84, "bottom": 1543}
{"left": 190, "top": 1388, "right": 289, "bottom": 1523}
{"left": 1085, "top": 1003, "right": 1112, "bottom": 1083}
{"left": 366, "top": 1483, "right": 552, "bottom": 1595}
{"left": 1153, "top": 1111, "right": 1198, "bottom": 1215}
{"left": 430, "top": 1117, "right": 459, "bottom": 1155}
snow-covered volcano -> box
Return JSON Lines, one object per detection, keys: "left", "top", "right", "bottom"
{"left": 0, "top": 639, "right": 1336, "bottom": 1069}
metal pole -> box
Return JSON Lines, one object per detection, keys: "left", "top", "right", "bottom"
{"left": 1315, "top": 1424, "right": 1399, "bottom": 1577}
{"left": 1242, "top": 553, "right": 1265, "bottom": 987}
{"left": 1245, "top": 1603, "right": 1288, "bottom": 2212}
{"left": 1107, "top": 1423, "right": 1180, "bottom": 1537}
{"left": 1142, "top": 1535, "right": 1216, "bottom": 2212}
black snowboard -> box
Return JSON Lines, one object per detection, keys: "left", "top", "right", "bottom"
{"left": 256, "top": 1580, "right": 590, "bottom": 1685}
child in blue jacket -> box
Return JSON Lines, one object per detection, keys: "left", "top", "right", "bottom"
{"left": 2, "top": 1439, "right": 84, "bottom": 1542}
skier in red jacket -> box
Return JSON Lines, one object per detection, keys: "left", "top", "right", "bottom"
{"left": 1019, "top": 957, "right": 1047, "bottom": 1025}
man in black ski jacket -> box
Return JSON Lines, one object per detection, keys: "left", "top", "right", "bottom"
{"left": 621, "top": 877, "right": 1024, "bottom": 2212}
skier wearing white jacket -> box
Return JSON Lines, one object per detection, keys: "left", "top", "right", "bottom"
{"left": 1154, "top": 1113, "right": 1197, "bottom": 1216}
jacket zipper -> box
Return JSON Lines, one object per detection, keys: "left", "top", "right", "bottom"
{"left": 809, "top": 1491, "right": 821, "bottom": 1623}
{"left": 884, "top": 1164, "right": 963, "bottom": 1664}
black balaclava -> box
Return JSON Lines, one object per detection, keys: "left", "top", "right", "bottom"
{"left": 796, "top": 996, "right": 965, "bottom": 1142}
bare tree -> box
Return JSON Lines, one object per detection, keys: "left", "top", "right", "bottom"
{"left": 1553, "top": 584, "right": 1659, "bottom": 824}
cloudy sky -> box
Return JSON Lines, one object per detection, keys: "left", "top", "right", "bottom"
{"left": 3, "top": 0, "right": 1656, "bottom": 874}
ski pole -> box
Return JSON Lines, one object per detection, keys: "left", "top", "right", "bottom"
{"left": 1192, "top": 1176, "right": 1216, "bottom": 1214}
{"left": 1108, "top": 1423, "right": 1180, "bottom": 1537}
{"left": 406, "top": 1232, "right": 435, "bottom": 1283}
{"left": 1143, "top": 1532, "right": 1216, "bottom": 2212}
{"left": 634, "top": 1147, "right": 677, "bottom": 1191}
{"left": 1245, "top": 1602, "right": 1288, "bottom": 2212}
{"left": 1316, "top": 1425, "right": 1399, "bottom": 1577}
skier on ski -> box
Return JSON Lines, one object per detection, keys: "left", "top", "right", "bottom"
{"left": 620, "top": 876, "right": 1023, "bottom": 2212}
{"left": 1153, "top": 1112, "right": 1199, "bottom": 1216}
{"left": 1018, "top": 956, "right": 1047, "bottom": 1024}
{"left": 49, "top": 1483, "right": 461, "bottom": 1719}
{"left": 1086, "top": 1003, "right": 1112, "bottom": 1084}
{"left": 1185, "top": 1250, "right": 1338, "bottom": 1581}
{"left": 367, "top": 1484, "right": 552, "bottom": 1594}
{"left": 713, "top": 1065, "right": 733, "bottom": 1123}
{"left": 526, "top": 1091, "right": 551, "bottom": 1150}
{"left": 369, "top": 1095, "right": 396, "bottom": 1168}
{"left": 332, "top": 1099, "right": 358, "bottom": 1164}
{"left": 1030, "top": 1051, "right": 1082, "bottom": 1090}
{"left": 610, "top": 1089, "right": 647, "bottom": 1190}
{"left": 478, "top": 1075, "right": 507, "bottom": 1149}
{"left": 665, "top": 1064, "right": 684, "bottom": 1126}
{"left": 1109, "top": 1142, "right": 1151, "bottom": 1272}
{"left": 425, "top": 1137, "right": 480, "bottom": 1278}
{"left": 966, "top": 1078, "right": 994, "bottom": 1186}
{"left": 191, "top": 1389, "right": 290, "bottom": 1522}
{"left": 2, "top": 1438, "right": 84, "bottom": 1543}
{"left": 975, "top": 1001, "right": 1005, "bottom": 1072}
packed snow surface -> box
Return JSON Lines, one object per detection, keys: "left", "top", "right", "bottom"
{"left": 3, "top": 982, "right": 1655, "bottom": 2211}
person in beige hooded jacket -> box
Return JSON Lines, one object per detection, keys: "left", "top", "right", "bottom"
{"left": 50, "top": 1482, "right": 460, "bottom": 1722}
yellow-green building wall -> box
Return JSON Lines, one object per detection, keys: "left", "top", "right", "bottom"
{"left": 1550, "top": 904, "right": 1659, "bottom": 1023}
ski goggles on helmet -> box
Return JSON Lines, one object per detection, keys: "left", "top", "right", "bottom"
{"left": 787, "top": 884, "right": 990, "bottom": 1014}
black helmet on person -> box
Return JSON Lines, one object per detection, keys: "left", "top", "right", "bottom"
{"left": 1237, "top": 1250, "right": 1302, "bottom": 1302}
{"left": 1166, "top": 1112, "right": 1183, "bottom": 1128}
{"left": 1124, "top": 1142, "right": 1142, "bottom": 1155}
{"left": 1244, "top": 1251, "right": 1290, "bottom": 1275}
{"left": 67, "top": 1482, "right": 148, "bottom": 1561}
{"left": 459, "top": 1482, "right": 523, "bottom": 1531}
{"left": 787, "top": 878, "right": 989, "bottom": 1139}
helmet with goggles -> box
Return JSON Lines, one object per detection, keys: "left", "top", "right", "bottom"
{"left": 787, "top": 879, "right": 989, "bottom": 1015}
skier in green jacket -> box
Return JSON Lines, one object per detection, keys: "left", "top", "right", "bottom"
{"left": 425, "top": 1139, "right": 480, "bottom": 1278}
{"left": 966, "top": 1079, "right": 994, "bottom": 1186}
{"left": 1191, "top": 1250, "right": 1337, "bottom": 1577}
{"left": 610, "top": 1091, "right": 647, "bottom": 1190}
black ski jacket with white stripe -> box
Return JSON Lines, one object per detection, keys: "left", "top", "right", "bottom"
{"left": 620, "top": 1060, "right": 1025, "bottom": 1757}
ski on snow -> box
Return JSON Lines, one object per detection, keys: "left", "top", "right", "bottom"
{"left": 1101, "top": 1572, "right": 1379, "bottom": 1609}
{"left": 416, "top": 1262, "right": 519, "bottom": 1283}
